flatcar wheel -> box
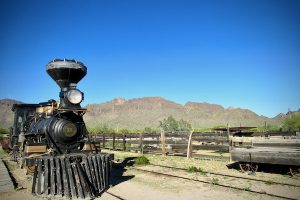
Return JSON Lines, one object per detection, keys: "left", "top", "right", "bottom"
{"left": 239, "top": 163, "right": 258, "bottom": 173}
{"left": 239, "top": 163, "right": 250, "bottom": 173}
{"left": 250, "top": 164, "right": 258, "bottom": 173}
{"left": 289, "top": 167, "right": 300, "bottom": 177}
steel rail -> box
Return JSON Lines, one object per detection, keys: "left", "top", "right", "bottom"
{"left": 105, "top": 191, "right": 126, "bottom": 200}
{"left": 149, "top": 164, "right": 300, "bottom": 188}
{"left": 131, "top": 167, "right": 298, "bottom": 200}
{"left": 193, "top": 154, "right": 229, "bottom": 161}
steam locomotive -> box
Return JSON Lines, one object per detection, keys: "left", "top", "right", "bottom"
{"left": 9, "top": 59, "right": 112, "bottom": 199}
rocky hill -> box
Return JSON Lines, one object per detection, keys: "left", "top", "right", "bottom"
{"left": 84, "top": 97, "right": 286, "bottom": 129}
{"left": 0, "top": 97, "right": 292, "bottom": 130}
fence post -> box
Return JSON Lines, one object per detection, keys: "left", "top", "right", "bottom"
{"left": 128, "top": 134, "right": 132, "bottom": 151}
{"left": 139, "top": 133, "right": 143, "bottom": 154}
{"left": 227, "top": 123, "right": 232, "bottom": 162}
{"left": 161, "top": 130, "right": 166, "bottom": 156}
{"left": 264, "top": 121, "right": 267, "bottom": 133}
{"left": 102, "top": 133, "right": 106, "bottom": 148}
{"left": 112, "top": 132, "right": 116, "bottom": 150}
{"left": 123, "top": 134, "right": 126, "bottom": 151}
{"left": 187, "top": 131, "right": 193, "bottom": 159}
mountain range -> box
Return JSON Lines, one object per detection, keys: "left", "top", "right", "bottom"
{"left": 0, "top": 97, "right": 291, "bottom": 130}
{"left": 84, "top": 97, "right": 288, "bottom": 130}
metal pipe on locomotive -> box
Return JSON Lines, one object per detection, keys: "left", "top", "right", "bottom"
{"left": 9, "top": 59, "right": 113, "bottom": 199}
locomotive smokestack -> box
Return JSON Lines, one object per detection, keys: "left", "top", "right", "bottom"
{"left": 46, "top": 59, "right": 87, "bottom": 108}
{"left": 46, "top": 59, "right": 87, "bottom": 89}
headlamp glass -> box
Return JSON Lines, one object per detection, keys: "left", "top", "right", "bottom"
{"left": 66, "top": 89, "right": 83, "bottom": 104}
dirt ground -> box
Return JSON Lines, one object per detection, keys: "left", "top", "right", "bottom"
{"left": 1, "top": 149, "right": 300, "bottom": 200}
{"left": 0, "top": 165, "right": 285, "bottom": 200}
{"left": 100, "top": 169, "right": 279, "bottom": 200}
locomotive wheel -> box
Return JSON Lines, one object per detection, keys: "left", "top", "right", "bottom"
{"left": 26, "top": 165, "right": 36, "bottom": 174}
{"left": 25, "top": 153, "right": 41, "bottom": 174}
{"left": 289, "top": 167, "right": 300, "bottom": 177}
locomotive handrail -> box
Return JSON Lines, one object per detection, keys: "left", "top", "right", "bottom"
{"left": 57, "top": 108, "right": 87, "bottom": 112}
{"left": 24, "top": 151, "right": 51, "bottom": 159}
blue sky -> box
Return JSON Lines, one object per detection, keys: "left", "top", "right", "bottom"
{"left": 0, "top": 0, "right": 299, "bottom": 117}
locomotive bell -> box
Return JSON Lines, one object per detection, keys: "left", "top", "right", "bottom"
{"left": 46, "top": 59, "right": 87, "bottom": 108}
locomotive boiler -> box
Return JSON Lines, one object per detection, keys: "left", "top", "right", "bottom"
{"left": 9, "top": 59, "right": 112, "bottom": 199}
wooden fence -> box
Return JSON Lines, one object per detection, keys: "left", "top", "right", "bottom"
{"left": 88, "top": 131, "right": 300, "bottom": 160}
{"left": 89, "top": 132, "right": 229, "bottom": 158}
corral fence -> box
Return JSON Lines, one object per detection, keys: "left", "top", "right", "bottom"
{"left": 89, "top": 131, "right": 300, "bottom": 160}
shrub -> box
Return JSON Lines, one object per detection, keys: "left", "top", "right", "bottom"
{"left": 134, "top": 156, "right": 150, "bottom": 165}
{"left": 265, "top": 180, "right": 273, "bottom": 185}
{"left": 0, "top": 127, "right": 8, "bottom": 135}
{"left": 0, "top": 127, "right": 9, "bottom": 140}
{"left": 211, "top": 178, "right": 219, "bottom": 185}
{"left": 187, "top": 166, "right": 207, "bottom": 175}
{"left": 143, "top": 127, "right": 157, "bottom": 134}
{"left": 244, "top": 186, "right": 251, "bottom": 191}
{"left": 159, "top": 116, "right": 192, "bottom": 132}
{"left": 187, "top": 166, "right": 199, "bottom": 173}
{"left": 283, "top": 115, "right": 300, "bottom": 132}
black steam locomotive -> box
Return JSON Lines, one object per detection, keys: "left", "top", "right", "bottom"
{"left": 9, "top": 59, "right": 112, "bottom": 199}
{"left": 10, "top": 59, "right": 88, "bottom": 156}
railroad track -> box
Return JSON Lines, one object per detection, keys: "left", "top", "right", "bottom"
{"left": 131, "top": 166, "right": 299, "bottom": 200}
{"left": 193, "top": 154, "right": 230, "bottom": 161}
{"left": 149, "top": 164, "right": 300, "bottom": 188}
{"left": 105, "top": 191, "right": 126, "bottom": 200}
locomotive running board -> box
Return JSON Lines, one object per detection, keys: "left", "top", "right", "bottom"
{"left": 31, "top": 153, "right": 113, "bottom": 199}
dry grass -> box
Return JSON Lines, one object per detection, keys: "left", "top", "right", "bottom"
{"left": 103, "top": 149, "right": 300, "bottom": 186}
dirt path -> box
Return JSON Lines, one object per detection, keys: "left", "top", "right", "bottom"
{"left": 1, "top": 170, "right": 298, "bottom": 200}
{"left": 99, "top": 169, "right": 275, "bottom": 200}
{"left": 1, "top": 149, "right": 299, "bottom": 200}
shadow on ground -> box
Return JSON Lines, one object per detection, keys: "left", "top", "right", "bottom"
{"left": 110, "top": 157, "right": 137, "bottom": 186}
{"left": 227, "top": 162, "right": 298, "bottom": 176}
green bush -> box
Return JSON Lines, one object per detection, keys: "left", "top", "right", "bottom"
{"left": 159, "top": 116, "right": 192, "bottom": 132}
{"left": 134, "top": 156, "right": 150, "bottom": 165}
{"left": 283, "top": 115, "right": 300, "bottom": 132}
{"left": 120, "top": 129, "right": 129, "bottom": 134}
{"left": 265, "top": 180, "right": 273, "bottom": 185}
{"left": 0, "top": 127, "right": 9, "bottom": 140}
{"left": 0, "top": 128, "right": 8, "bottom": 135}
{"left": 187, "top": 166, "right": 199, "bottom": 173}
{"left": 143, "top": 127, "right": 158, "bottom": 134}
{"left": 211, "top": 178, "right": 219, "bottom": 185}
{"left": 243, "top": 186, "right": 251, "bottom": 191}
{"left": 187, "top": 166, "right": 207, "bottom": 175}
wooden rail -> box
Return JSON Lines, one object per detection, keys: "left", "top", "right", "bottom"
{"left": 89, "top": 132, "right": 300, "bottom": 160}
{"left": 92, "top": 132, "right": 217, "bottom": 157}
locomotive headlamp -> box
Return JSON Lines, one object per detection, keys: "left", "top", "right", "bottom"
{"left": 66, "top": 89, "right": 83, "bottom": 104}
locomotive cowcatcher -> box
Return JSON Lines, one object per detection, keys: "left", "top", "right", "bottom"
{"left": 9, "top": 59, "right": 113, "bottom": 199}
